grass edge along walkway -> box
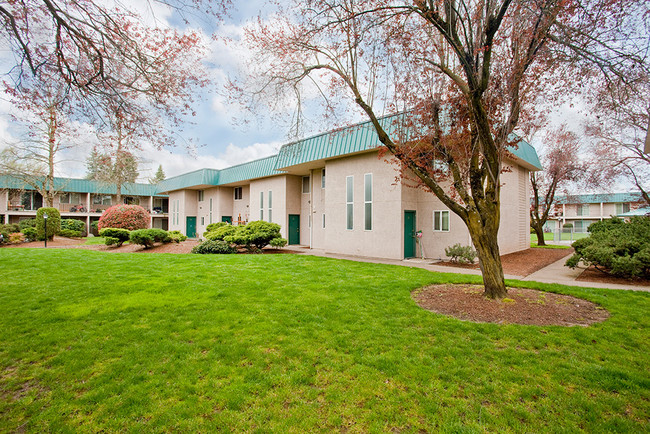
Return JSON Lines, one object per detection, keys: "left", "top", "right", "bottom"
{"left": 0, "top": 249, "right": 648, "bottom": 432}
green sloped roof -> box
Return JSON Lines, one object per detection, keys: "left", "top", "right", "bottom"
{"left": 274, "top": 115, "right": 541, "bottom": 171}
{"left": 156, "top": 169, "right": 221, "bottom": 193}
{"left": 556, "top": 192, "right": 644, "bottom": 205}
{"left": 618, "top": 207, "right": 650, "bottom": 217}
{"left": 218, "top": 155, "right": 279, "bottom": 185}
{"left": 0, "top": 176, "right": 164, "bottom": 196}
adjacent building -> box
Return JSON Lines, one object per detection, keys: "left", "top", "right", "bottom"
{"left": 543, "top": 192, "right": 649, "bottom": 232}
{"left": 1, "top": 118, "right": 542, "bottom": 260}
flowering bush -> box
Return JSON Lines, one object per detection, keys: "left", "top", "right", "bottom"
{"left": 98, "top": 205, "right": 149, "bottom": 231}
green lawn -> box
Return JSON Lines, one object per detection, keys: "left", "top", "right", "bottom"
{"left": 1, "top": 249, "right": 648, "bottom": 432}
{"left": 531, "top": 232, "right": 589, "bottom": 243}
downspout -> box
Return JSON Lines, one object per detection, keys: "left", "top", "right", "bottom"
{"left": 309, "top": 169, "right": 313, "bottom": 249}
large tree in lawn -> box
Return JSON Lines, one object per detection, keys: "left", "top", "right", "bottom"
{"left": 237, "top": 0, "right": 644, "bottom": 298}
{"left": 530, "top": 126, "right": 585, "bottom": 246}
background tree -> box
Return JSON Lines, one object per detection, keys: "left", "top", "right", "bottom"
{"left": 235, "top": 0, "right": 647, "bottom": 298}
{"left": 0, "top": 76, "right": 77, "bottom": 206}
{"left": 149, "top": 165, "right": 166, "bottom": 184}
{"left": 530, "top": 126, "right": 585, "bottom": 246}
{"left": 0, "top": 0, "right": 224, "bottom": 100}
{"left": 586, "top": 73, "right": 650, "bottom": 205}
{"left": 85, "top": 146, "right": 139, "bottom": 204}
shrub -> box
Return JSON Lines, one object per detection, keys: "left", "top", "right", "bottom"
{"left": 224, "top": 221, "right": 283, "bottom": 251}
{"left": 563, "top": 223, "right": 573, "bottom": 229}
{"left": 445, "top": 243, "right": 478, "bottom": 264}
{"left": 60, "top": 219, "right": 86, "bottom": 235}
{"left": 21, "top": 226, "right": 37, "bottom": 241}
{"left": 90, "top": 220, "right": 99, "bottom": 235}
{"left": 99, "top": 228, "right": 131, "bottom": 247}
{"left": 129, "top": 228, "right": 171, "bottom": 248}
{"left": 98, "top": 205, "right": 149, "bottom": 231}
{"left": 587, "top": 217, "right": 625, "bottom": 234}
{"left": 9, "top": 232, "right": 25, "bottom": 244}
{"left": 168, "top": 230, "right": 188, "bottom": 243}
{"left": 269, "top": 237, "right": 288, "bottom": 248}
{"left": 36, "top": 208, "right": 61, "bottom": 241}
{"left": 19, "top": 218, "right": 37, "bottom": 231}
{"left": 204, "top": 222, "right": 228, "bottom": 236}
{"left": 566, "top": 217, "right": 650, "bottom": 278}
{"left": 205, "top": 224, "right": 238, "bottom": 241}
{"left": 59, "top": 229, "right": 83, "bottom": 238}
{"left": 191, "top": 239, "right": 236, "bottom": 254}
{"left": 0, "top": 225, "right": 12, "bottom": 244}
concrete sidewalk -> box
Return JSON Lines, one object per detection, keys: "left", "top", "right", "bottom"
{"left": 294, "top": 247, "right": 649, "bottom": 292}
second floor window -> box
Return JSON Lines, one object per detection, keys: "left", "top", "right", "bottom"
{"left": 234, "top": 186, "right": 243, "bottom": 200}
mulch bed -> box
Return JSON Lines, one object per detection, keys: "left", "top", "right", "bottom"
{"left": 577, "top": 266, "right": 650, "bottom": 287}
{"left": 413, "top": 284, "right": 609, "bottom": 326}
{"left": 437, "top": 247, "right": 573, "bottom": 277}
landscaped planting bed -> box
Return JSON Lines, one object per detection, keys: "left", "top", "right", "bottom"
{"left": 0, "top": 249, "right": 648, "bottom": 432}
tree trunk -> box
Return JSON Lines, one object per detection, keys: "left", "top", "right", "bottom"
{"left": 533, "top": 223, "right": 546, "bottom": 246}
{"left": 469, "top": 222, "right": 508, "bottom": 299}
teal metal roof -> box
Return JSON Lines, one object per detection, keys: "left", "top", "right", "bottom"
{"left": 157, "top": 169, "right": 221, "bottom": 193}
{"left": 508, "top": 135, "right": 542, "bottom": 170}
{"left": 0, "top": 176, "right": 165, "bottom": 196}
{"left": 556, "top": 192, "right": 644, "bottom": 205}
{"left": 218, "top": 155, "right": 279, "bottom": 185}
{"left": 618, "top": 207, "right": 650, "bottom": 217}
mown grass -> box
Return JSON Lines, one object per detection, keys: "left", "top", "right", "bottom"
{"left": 531, "top": 232, "right": 589, "bottom": 243}
{"left": 530, "top": 242, "right": 571, "bottom": 249}
{"left": 1, "top": 249, "right": 648, "bottom": 432}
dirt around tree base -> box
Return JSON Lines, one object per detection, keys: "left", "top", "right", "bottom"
{"left": 577, "top": 266, "right": 650, "bottom": 287}
{"left": 413, "top": 284, "right": 609, "bottom": 326}
{"left": 436, "top": 247, "right": 573, "bottom": 277}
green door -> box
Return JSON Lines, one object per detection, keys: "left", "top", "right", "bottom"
{"left": 186, "top": 216, "right": 197, "bottom": 238}
{"left": 404, "top": 211, "right": 416, "bottom": 258}
{"left": 222, "top": 216, "right": 232, "bottom": 224}
{"left": 288, "top": 214, "right": 300, "bottom": 245}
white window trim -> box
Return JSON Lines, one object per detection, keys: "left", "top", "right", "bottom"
{"left": 433, "top": 210, "right": 450, "bottom": 232}
{"left": 364, "top": 173, "right": 373, "bottom": 231}
{"left": 234, "top": 186, "right": 243, "bottom": 201}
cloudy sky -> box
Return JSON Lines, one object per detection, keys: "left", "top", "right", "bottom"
{"left": 0, "top": 1, "right": 594, "bottom": 184}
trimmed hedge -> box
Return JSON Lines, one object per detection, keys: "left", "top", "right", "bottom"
{"left": 191, "top": 239, "right": 236, "bottom": 254}
{"left": 59, "top": 229, "right": 83, "bottom": 238}
{"left": 566, "top": 217, "right": 650, "bottom": 278}
{"left": 36, "top": 208, "right": 61, "bottom": 241}
{"left": 21, "top": 226, "right": 37, "bottom": 241}
{"left": 19, "top": 219, "right": 37, "bottom": 230}
{"left": 99, "top": 228, "right": 131, "bottom": 247}
{"left": 129, "top": 228, "right": 171, "bottom": 248}
{"left": 98, "top": 205, "right": 149, "bottom": 231}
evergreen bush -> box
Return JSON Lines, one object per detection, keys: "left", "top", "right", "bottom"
{"left": 21, "top": 226, "right": 37, "bottom": 241}
{"left": 191, "top": 239, "right": 236, "bottom": 254}
{"left": 19, "top": 218, "right": 37, "bottom": 231}
{"left": 36, "top": 208, "right": 61, "bottom": 241}
{"left": 566, "top": 217, "right": 650, "bottom": 278}
{"left": 98, "top": 205, "right": 149, "bottom": 231}
{"left": 224, "top": 221, "right": 283, "bottom": 251}
{"left": 59, "top": 229, "right": 83, "bottom": 238}
{"left": 204, "top": 222, "right": 228, "bottom": 236}
{"left": 168, "top": 230, "right": 188, "bottom": 243}
{"left": 205, "top": 224, "right": 238, "bottom": 241}
{"left": 60, "top": 219, "right": 86, "bottom": 235}
{"left": 99, "top": 228, "right": 131, "bottom": 247}
{"left": 129, "top": 228, "right": 171, "bottom": 248}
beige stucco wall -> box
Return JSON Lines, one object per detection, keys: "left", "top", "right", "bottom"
{"left": 322, "top": 151, "right": 403, "bottom": 259}
{"left": 232, "top": 185, "right": 250, "bottom": 224}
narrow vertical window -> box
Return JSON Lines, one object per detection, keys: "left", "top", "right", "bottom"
{"left": 198, "top": 190, "right": 204, "bottom": 202}
{"left": 302, "top": 176, "right": 310, "bottom": 194}
{"left": 364, "top": 173, "right": 372, "bottom": 231}
{"left": 234, "top": 187, "right": 242, "bottom": 200}
{"left": 201, "top": 216, "right": 205, "bottom": 226}
{"left": 260, "top": 191, "right": 264, "bottom": 221}
{"left": 268, "top": 190, "right": 272, "bottom": 223}
{"left": 321, "top": 168, "right": 326, "bottom": 188}
{"left": 209, "top": 198, "right": 213, "bottom": 224}
{"left": 346, "top": 175, "right": 354, "bottom": 230}
{"left": 434, "top": 210, "right": 450, "bottom": 232}
{"left": 322, "top": 213, "right": 326, "bottom": 228}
